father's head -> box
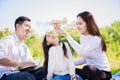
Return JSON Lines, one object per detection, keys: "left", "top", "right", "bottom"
{"left": 15, "top": 16, "right": 31, "bottom": 37}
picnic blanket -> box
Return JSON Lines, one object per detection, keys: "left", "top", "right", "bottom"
{"left": 110, "top": 73, "right": 120, "bottom": 80}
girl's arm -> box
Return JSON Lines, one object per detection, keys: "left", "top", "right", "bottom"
{"left": 47, "top": 47, "right": 56, "bottom": 80}
{"left": 64, "top": 42, "right": 75, "bottom": 75}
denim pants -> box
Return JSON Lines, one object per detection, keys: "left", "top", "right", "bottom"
{"left": 0, "top": 67, "right": 45, "bottom": 80}
{"left": 52, "top": 74, "right": 71, "bottom": 80}
{"left": 52, "top": 74, "right": 83, "bottom": 80}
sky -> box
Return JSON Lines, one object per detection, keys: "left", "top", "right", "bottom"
{"left": 0, "top": 0, "right": 120, "bottom": 36}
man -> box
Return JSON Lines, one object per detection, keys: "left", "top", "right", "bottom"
{"left": 0, "top": 16, "right": 45, "bottom": 80}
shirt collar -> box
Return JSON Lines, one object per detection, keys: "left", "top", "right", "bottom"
{"left": 12, "top": 34, "right": 25, "bottom": 45}
{"left": 55, "top": 42, "right": 63, "bottom": 47}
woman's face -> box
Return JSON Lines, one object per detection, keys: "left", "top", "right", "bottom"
{"left": 76, "top": 16, "right": 88, "bottom": 35}
{"left": 46, "top": 34, "right": 59, "bottom": 45}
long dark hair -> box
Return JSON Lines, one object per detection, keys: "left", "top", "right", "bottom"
{"left": 42, "top": 35, "right": 68, "bottom": 77}
{"left": 77, "top": 11, "right": 106, "bottom": 52}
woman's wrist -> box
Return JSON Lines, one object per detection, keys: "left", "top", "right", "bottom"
{"left": 64, "top": 32, "right": 67, "bottom": 36}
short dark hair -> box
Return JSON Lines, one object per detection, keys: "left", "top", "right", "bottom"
{"left": 15, "top": 16, "right": 31, "bottom": 31}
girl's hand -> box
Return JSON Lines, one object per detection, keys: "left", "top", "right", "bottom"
{"left": 71, "top": 74, "right": 77, "bottom": 80}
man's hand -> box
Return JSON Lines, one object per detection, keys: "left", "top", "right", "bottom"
{"left": 18, "top": 61, "right": 35, "bottom": 68}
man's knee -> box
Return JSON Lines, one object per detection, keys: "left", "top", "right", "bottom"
{"left": 21, "top": 72, "right": 35, "bottom": 80}
{"left": 3, "top": 72, "right": 35, "bottom": 80}
{"left": 33, "top": 67, "right": 46, "bottom": 79}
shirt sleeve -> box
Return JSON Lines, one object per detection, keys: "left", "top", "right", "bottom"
{"left": 74, "top": 57, "right": 86, "bottom": 66}
{"left": 64, "top": 42, "right": 75, "bottom": 75}
{"left": 24, "top": 45, "right": 34, "bottom": 62}
{"left": 0, "top": 37, "right": 9, "bottom": 59}
{"left": 66, "top": 35, "right": 101, "bottom": 56}
{"left": 47, "top": 47, "right": 56, "bottom": 80}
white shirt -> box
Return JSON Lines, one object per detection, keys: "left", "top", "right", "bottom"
{"left": 0, "top": 34, "right": 33, "bottom": 79}
{"left": 66, "top": 34, "right": 111, "bottom": 72}
{"left": 47, "top": 43, "right": 75, "bottom": 80}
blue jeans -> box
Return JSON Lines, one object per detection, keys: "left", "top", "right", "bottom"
{"left": 1, "top": 67, "right": 45, "bottom": 80}
{"left": 77, "top": 76, "right": 83, "bottom": 80}
{"left": 52, "top": 74, "right": 83, "bottom": 80}
{"left": 52, "top": 74, "right": 71, "bottom": 80}
{"left": 1, "top": 71, "right": 35, "bottom": 80}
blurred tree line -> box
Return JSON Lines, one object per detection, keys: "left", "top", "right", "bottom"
{"left": 0, "top": 21, "right": 120, "bottom": 74}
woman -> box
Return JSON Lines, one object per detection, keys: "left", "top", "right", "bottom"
{"left": 54, "top": 11, "right": 111, "bottom": 80}
{"left": 42, "top": 34, "right": 78, "bottom": 80}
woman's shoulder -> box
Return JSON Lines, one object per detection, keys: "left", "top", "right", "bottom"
{"left": 92, "top": 36, "right": 101, "bottom": 41}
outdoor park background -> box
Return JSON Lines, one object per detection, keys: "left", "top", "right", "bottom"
{"left": 0, "top": 0, "right": 120, "bottom": 74}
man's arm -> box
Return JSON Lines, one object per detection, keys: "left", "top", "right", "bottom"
{"left": 0, "top": 57, "right": 18, "bottom": 67}
{"left": 0, "top": 57, "right": 35, "bottom": 68}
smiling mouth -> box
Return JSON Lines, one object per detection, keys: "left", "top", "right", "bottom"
{"left": 25, "top": 29, "right": 30, "bottom": 35}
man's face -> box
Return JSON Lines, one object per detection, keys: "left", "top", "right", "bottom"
{"left": 16, "top": 20, "right": 31, "bottom": 38}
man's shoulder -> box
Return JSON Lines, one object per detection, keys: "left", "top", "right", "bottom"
{"left": 0, "top": 34, "right": 15, "bottom": 42}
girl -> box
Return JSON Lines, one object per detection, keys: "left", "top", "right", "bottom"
{"left": 42, "top": 34, "right": 78, "bottom": 80}
{"left": 54, "top": 11, "right": 111, "bottom": 80}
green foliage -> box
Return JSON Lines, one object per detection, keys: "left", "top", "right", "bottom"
{"left": 25, "top": 34, "right": 44, "bottom": 61}
{"left": 0, "top": 21, "right": 120, "bottom": 74}
{"left": 100, "top": 21, "right": 120, "bottom": 59}
{"left": 0, "top": 28, "right": 13, "bottom": 39}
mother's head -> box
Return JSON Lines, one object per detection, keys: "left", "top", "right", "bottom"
{"left": 76, "top": 11, "right": 106, "bottom": 51}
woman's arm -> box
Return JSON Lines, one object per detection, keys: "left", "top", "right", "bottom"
{"left": 74, "top": 57, "right": 86, "bottom": 66}
{"left": 66, "top": 35, "right": 101, "bottom": 56}
{"left": 55, "top": 28, "right": 101, "bottom": 56}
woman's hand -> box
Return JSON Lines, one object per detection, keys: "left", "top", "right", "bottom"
{"left": 71, "top": 74, "right": 77, "bottom": 80}
{"left": 53, "top": 23, "right": 67, "bottom": 36}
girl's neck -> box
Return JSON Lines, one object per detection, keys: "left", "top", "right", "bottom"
{"left": 54, "top": 42, "right": 60, "bottom": 46}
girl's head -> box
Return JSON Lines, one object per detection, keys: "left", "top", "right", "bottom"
{"left": 45, "top": 34, "right": 59, "bottom": 46}
{"left": 42, "top": 34, "right": 58, "bottom": 76}
{"left": 76, "top": 11, "right": 106, "bottom": 51}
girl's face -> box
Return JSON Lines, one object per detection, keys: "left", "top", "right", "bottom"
{"left": 46, "top": 34, "right": 59, "bottom": 45}
{"left": 76, "top": 16, "right": 88, "bottom": 35}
